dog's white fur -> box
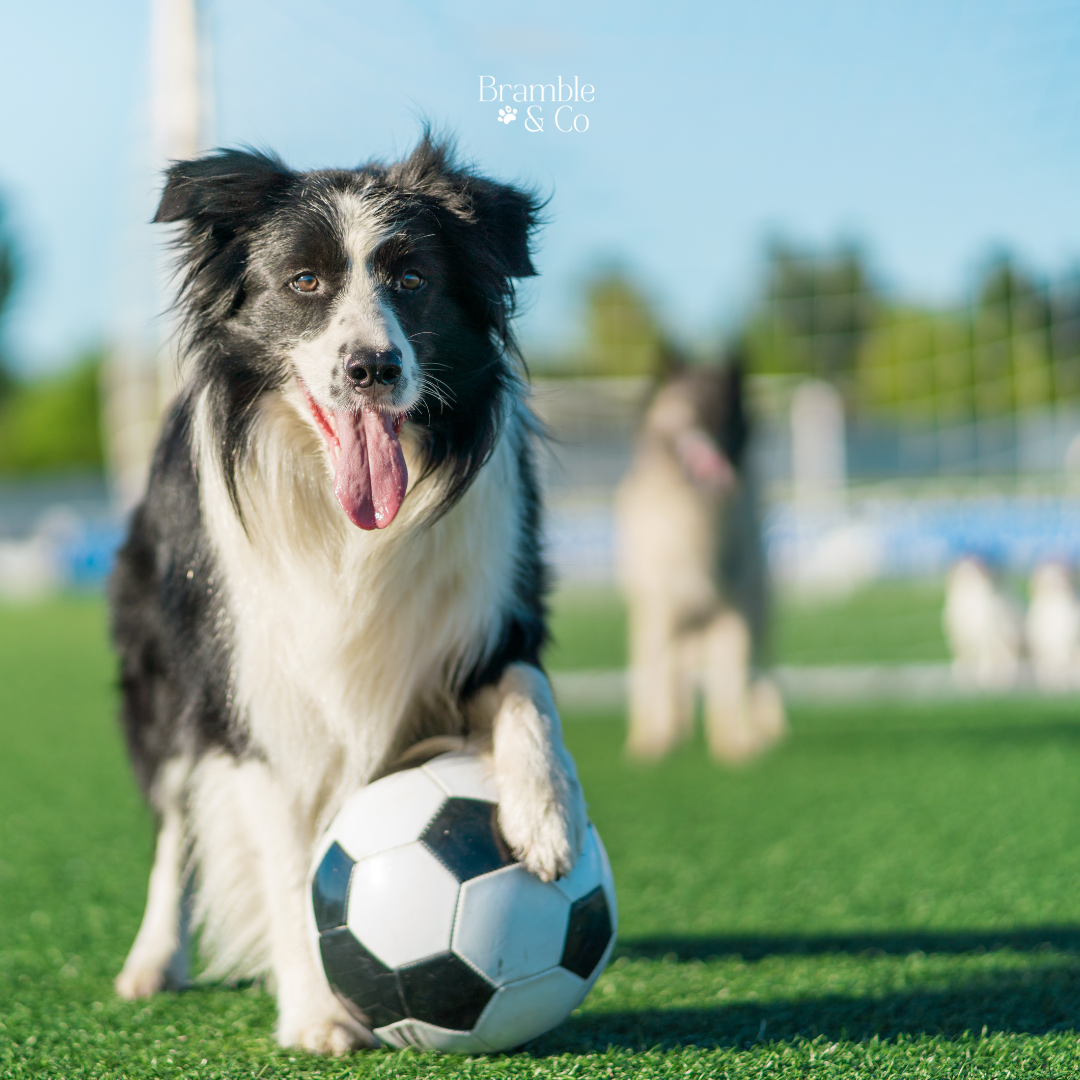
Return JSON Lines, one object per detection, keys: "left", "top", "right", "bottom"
{"left": 615, "top": 382, "right": 786, "bottom": 763}
{"left": 115, "top": 382, "right": 587, "bottom": 1053}
{"left": 943, "top": 557, "right": 1022, "bottom": 689}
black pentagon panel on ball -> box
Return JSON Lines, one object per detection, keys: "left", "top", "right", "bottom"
{"left": 420, "top": 797, "right": 516, "bottom": 882}
{"left": 398, "top": 951, "right": 496, "bottom": 1030}
{"left": 312, "top": 841, "right": 355, "bottom": 932}
{"left": 560, "top": 886, "right": 614, "bottom": 979}
{"left": 319, "top": 928, "right": 406, "bottom": 1029}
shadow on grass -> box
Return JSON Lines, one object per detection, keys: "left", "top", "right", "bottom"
{"left": 616, "top": 926, "right": 1080, "bottom": 962}
{"left": 530, "top": 966, "right": 1080, "bottom": 1054}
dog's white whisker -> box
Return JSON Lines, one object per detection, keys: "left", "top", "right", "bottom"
{"left": 416, "top": 373, "right": 457, "bottom": 408}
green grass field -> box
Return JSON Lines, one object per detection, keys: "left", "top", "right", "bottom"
{"left": 5, "top": 589, "right": 1080, "bottom": 1078}
{"left": 546, "top": 580, "right": 951, "bottom": 670}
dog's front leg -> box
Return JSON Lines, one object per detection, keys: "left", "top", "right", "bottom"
{"left": 625, "top": 602, "right": 693, "bottom": 759}
{"left": 702, "top": 610, "right": 788, "bottom": 763}
{"left": 116, "top": 758, "right": 192, "bottom": 998}
{"left": 473, "top": 663, "right": 587, "bottom": 882}
{"left": 227, "top": 758, "right": 376, "bottom": 1055}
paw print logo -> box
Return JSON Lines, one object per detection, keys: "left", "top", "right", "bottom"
{"left": 498, "top": 106, "right": 517, "bottom": 125}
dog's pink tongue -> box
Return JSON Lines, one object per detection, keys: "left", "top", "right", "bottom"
{"left": 332, "top": 408, "right": 407, "bottom": 530}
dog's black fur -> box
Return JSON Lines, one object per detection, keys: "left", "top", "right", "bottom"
{"left": 669, "top": 357, "right": 751, "bottom": 473}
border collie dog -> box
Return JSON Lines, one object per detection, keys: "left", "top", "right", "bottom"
{"left": 615, "top": 360, "right": 786, "bottom": 762}
{"left": 110, "top": 138, "right": 586, "bottom": 1053}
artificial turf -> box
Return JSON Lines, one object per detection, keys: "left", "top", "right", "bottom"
{"left": 545, "top": 580, "right": 951, "bottom": 671}
{"left": 5, "top": 593, "right": 1080, "bottom": 1077}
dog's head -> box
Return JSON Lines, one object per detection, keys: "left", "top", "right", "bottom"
{"left": 155, "top": 136, "right": 540, "bottom": 529}
{"left": 645, "top": 359, "right": 749, "bottom": 494}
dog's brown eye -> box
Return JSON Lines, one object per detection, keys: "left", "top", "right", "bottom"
{"left": 400, "top": 270, "right": 424, "bottom": 291}
{"left": 291, "top": 273, "right": 319, "bottom": 293}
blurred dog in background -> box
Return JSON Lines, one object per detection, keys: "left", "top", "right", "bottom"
{"left": 942, "top": 557, "right": 1022, "bottom": 689}
{"left": 615, "top": 356, "right": 786, "bottom": 762}
{"left": 1025, "top": 561, "right": 1080, "bottom": 690}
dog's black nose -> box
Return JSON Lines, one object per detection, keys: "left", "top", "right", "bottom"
{"left": 344, "top": 348, "right": 402, "bottom": 390}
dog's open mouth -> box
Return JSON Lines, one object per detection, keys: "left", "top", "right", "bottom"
{"left": 301, "top": 384, "right": 407, "bottom": 530}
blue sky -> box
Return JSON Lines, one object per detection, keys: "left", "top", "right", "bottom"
{"left": 2, "top": 0, "right": 1079, "bottom": 373}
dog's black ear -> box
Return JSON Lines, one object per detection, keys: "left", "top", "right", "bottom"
{"left": 391, "top": 136, "right": 541, "bottom": 280}
{"left": 154, "top": 149, "right": 292, "bottom": 226}
{"left": 462, "top": 177, "right": 539, "bottom": 279}
{"left": 153, "top": 151, "right": 294, "bottom": 346}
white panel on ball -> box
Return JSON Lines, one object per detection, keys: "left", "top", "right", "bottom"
{"left": 328, "top": 769, "right": 448, "bottom": 863}
{"left": 375, "top": 1018, "right": 493, "bottom": 1054}
{"left": 472, "top": 966, "right": 586, "bottom": 1050}
{"left": 346, "top": 842, "right": 460, "bottom": 968}
{"left": 553, "top": 825, "right": 604, "bottom": 903}
{"left": 594, "top": 828, "right": 618, "bottom": 929}
{"left": 453, "top": 864, "right": 570, "bottom": 984}
{"left": 422, "top": 751, "right": 499, "bottom": 802}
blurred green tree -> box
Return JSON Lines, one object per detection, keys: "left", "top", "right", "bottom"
{"left": 583, "top": 271, "right": 676, "bottom": 377}
{"left": 857, "top": 306, "right": 973, "bottom": 421}
{"left": 744, "top": 240, "right": 878, "bottom": 383}
{"left": 856, "top": 254, "right": 1072, "bottom": 421}
{"left": 0, "top": 196, "right": 105, "bottom": 473}
{"left": 972, "top": 254, "right": 1052, "bottom": 415}
{"left": 0, "top": 352, "right": 105, "bottom": 473}
{"left": 0, "top": 200, "right": 18, "bottom": 400}
{"left": 1050, "top": 267, "right": 1080, "bottom": 401}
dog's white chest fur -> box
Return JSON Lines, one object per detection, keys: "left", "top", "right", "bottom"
{"left": 194, "top": 387, "right": 524, "bottom": 833}
{"left": 616, "top": 447, "right": 720, "bottom": 610}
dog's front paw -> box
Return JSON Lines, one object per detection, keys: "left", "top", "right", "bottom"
{"left": 115, "top": 961, "right": 165, "bottom": 1000}
{"left": 498, "top": 768, "right": 587, "bottom": 882}
{"left": 749, "top": 678, "right": 787, "bottom": 747}
{"left": 489, "top": 663, "right": 589, "bottom": 881}
{"left": 278, "top": 1001, "right": 376, "bottom": 1055}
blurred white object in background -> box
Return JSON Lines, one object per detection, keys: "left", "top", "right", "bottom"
{"left": 787, "top": 379, "right": 875, "bottom": 596}
{"left": 1025, "top": 562, "right": 1080, "bottom": 690}
{"left": 788, "top": 520, "right": 883, "bottom": 598}
{"left": 791, "top": 379, "right": 846, "bottom": 515}
{"left": 1064, "top": 432, "right": 1080, "bottom": 473}
{"left": 0, "top": 537, "right": 58, "bottom": 600}
{"left": 0, "top": 508, "right": 81, "bottom": 600}
{"left": 943, "top": 558, "right": 1022, "bottom": 689}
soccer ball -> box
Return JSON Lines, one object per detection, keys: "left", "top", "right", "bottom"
{"left": 307, "top": 751, "right": 617, "bottom": 1053}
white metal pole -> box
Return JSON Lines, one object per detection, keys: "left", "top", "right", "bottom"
{"left": 104, "top": 0, "right": 207, "bottom": 509}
